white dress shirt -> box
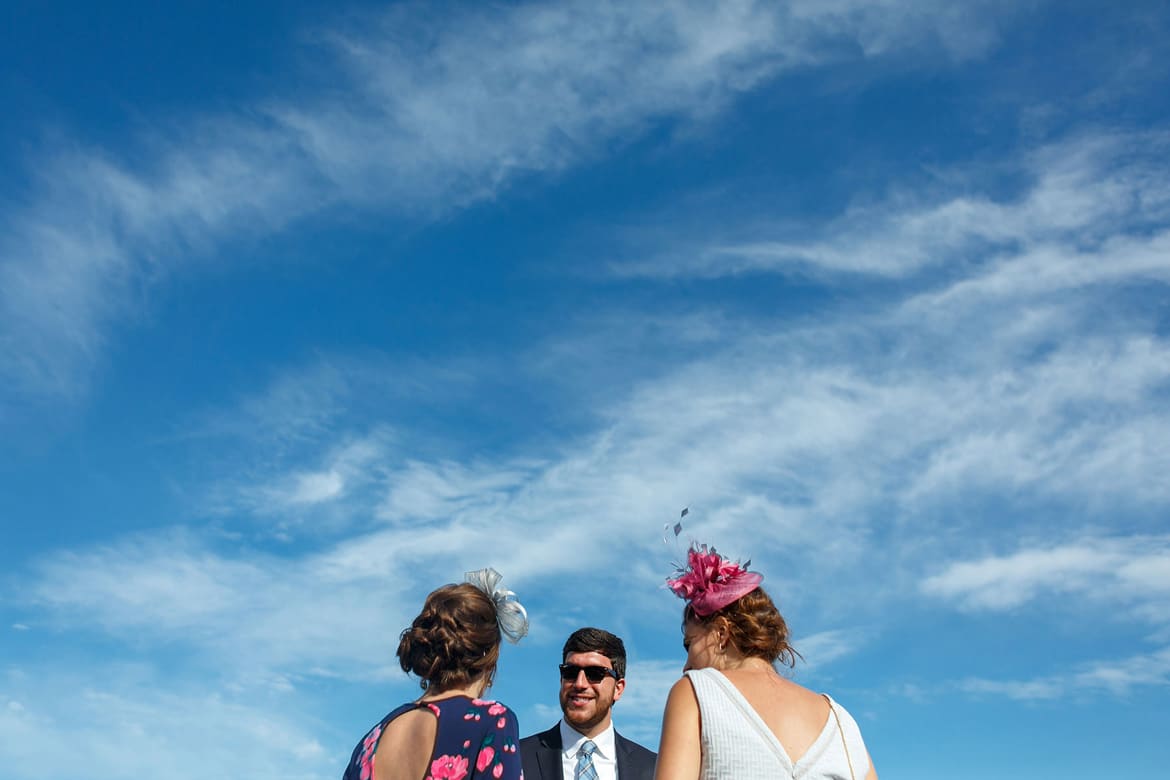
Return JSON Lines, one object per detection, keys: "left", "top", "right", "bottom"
{"left": 559, "top": 720, "right": 619, "bottom": 780}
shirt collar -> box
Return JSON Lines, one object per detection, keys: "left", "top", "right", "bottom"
{"left": 559, "top": 719, "right": 616, "bottom": 760}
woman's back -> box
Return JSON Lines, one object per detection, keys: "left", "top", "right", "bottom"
{"left": 370, "top": 708, "right": 436, "bottom": 780}
{"left": 719, "top": 667, "right": 830, "bottom": 763}
{"left": 685, "top": 668, "right": 867, "bottom": 779}
{"left": 344, "top": 695, "right": 522, "bottom": 780}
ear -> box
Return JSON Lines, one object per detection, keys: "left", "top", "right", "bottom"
{"left": 612, "top": 677, "right": 626, "bottom": 703}
{"left": 714, "top": 617, "right": 731, "bottom": 648}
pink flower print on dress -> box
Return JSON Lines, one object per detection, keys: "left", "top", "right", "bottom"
{"left": 487, "top": 703, "right": 507, "bottom": 716}
{"left": 464, "top": 740, "right": 471, "bottom": 749}
{"left": 472, "top": 698, "right": 493, "bottom": 706}
{"left": 476, "top": 746, "right": 496, "bottom": 772}
{"left": 492, "top": 762, "right": 504, "bottom": 778}
{"left": 359, "top": 753, "right": 375, "bottom": 780}
{"left": 362, "top": 725, "right": 382, "bottom": 753}
{"left": 427, "top": 703, "right": 442, "bottom": 717}
{"left": 430, "top": 754, "right": 470, "bottom": 780}
{"left": 497, "top": 717, "right": 506, "bottom": 729}
{"left": 359, "top": 725, "right": 382, "bottom": 780}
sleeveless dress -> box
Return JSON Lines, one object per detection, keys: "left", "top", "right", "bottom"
{"left": 343, "top": 695, "right": 523, "bottom": 780}
{"left": 685, "top": 668, "right": 869, "bottom": 780}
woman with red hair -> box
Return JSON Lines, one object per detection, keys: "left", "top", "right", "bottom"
{"left": 655, "top": 544, "right": 877, "bottom": 780}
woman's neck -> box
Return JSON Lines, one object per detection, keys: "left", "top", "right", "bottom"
{"left": 718, "top": 654, "right": 775, "bottom": 674}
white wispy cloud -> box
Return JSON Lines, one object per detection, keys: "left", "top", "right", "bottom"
{"left": 920, "top": 536, "right": 1170, "bottom": 617}
{"left": 10, "top": 212, "right": 1167, "bottom": 770}
{"left": 25, "top": 528, "right": 415, "bottom": 675}
{"left": 4, "top": 3, "right": 1167, "bottom": 776}
{"left": 288, "top": 0, "right": 1015, "bottom": 196}
{"left": 287, "top": 469, "right": 346, "bottom": 505}
{"left": 26, "top": 290, "right": 1167, "bottom": 678}
{"left": 793, "top": 628, "right": 869, "bottom": 670}
{"left": 238, "top": 434, "right": 391, "bottom": 517}
{"left": 379, "top": 459, "right": 540, "bottom": 523}
{"left": 187, "top": 359, "right": 355, "bottom": 451}
{"left": 957, "top": 646, "right": 1170, "bottom": 701}
{"left": 1, "top": 0, "right": 1016, "bottom": 409}
{"left": 594, "top": 135, "right": 1170, "bottom": 530}
{"left": 0, "top": 665, "right": 336, "bottom": 780}
{"left": 18, "top": 111, "right": 1170, "bottom": 688}
{"left": 893, "top": 334, "right": 1170, "bottom": 509}
{"left": 612, "top": 132, "right": 1170, "bottom": 280}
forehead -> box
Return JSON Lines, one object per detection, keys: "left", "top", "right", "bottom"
{"left": 564, "top": 650, "right": 614, "bottom": 668}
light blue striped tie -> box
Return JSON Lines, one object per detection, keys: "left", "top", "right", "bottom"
{"left": 575, "top": 740, "right": 598, "bottom": 780}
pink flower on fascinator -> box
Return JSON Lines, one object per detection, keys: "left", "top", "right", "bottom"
{"left": 666, "top": 543, "right": 763, "bottom": 616}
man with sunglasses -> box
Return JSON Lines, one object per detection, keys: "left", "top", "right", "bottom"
{"left": 520, "top": 627, "right": 656, "bottom": 780}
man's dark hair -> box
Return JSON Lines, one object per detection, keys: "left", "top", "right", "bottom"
{"left": 562, "top": 627, "right": 627, "bottom": 679}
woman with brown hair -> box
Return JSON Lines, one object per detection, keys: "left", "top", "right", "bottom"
{"left": 654, "top": 545, "right": 877, "bottom": 780}
{"left": 343, "top": 568, "right": 528, "bottom": 780}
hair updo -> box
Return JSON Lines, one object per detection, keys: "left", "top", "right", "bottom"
{"left": 685, "top": 586, "right": 801, "bottom": 667}
{"left": 397, "top": 583, "right": 501, "bottom": 691}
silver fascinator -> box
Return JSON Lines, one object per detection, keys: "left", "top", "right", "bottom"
{"left": 464, "top": 567, "right": 529, "bottom": 644}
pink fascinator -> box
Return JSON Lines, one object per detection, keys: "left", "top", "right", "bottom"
{"left": 666, "top": 541, "right": 763, "bottom": 617}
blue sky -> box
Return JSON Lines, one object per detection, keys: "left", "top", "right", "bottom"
{"left": 2, "top": 1, "right": 1169, "bottom": 777}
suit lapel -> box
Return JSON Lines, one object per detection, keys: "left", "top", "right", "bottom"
{"left": 540, "top": 725, "right": 565, "bottom": 780}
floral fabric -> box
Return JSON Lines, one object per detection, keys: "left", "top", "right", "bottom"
{"left": 343, "top": 696, "right": 522, "bottom": 780}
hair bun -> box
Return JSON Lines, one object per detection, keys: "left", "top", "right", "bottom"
{"left": 397, "top": 583, "right": 502, "bottom": 690}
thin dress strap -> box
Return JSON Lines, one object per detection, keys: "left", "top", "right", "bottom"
{"left": 822, "top": 694, "right": 855, "bottom": 780}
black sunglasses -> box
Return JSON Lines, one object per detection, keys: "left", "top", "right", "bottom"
{"left": 559, "top": 663, "right": 619, "bottom": 683}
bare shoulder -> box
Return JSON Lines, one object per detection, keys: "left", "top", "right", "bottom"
{"left": 383, "top": 707, "right": 437, "bottom": 738}
{"left": 669, "top": 674, "right": 697, "bottom": 696}
{"left": 665, "top": 675, "right": 698, "bottom": 710}
{"left": 374, "top": 708, "right": 437, "bottom": 780}
{"left": 656, "top": 676, "right": 702, "bottom": 780}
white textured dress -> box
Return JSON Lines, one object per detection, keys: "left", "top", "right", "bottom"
{"left": 685, "top": 668, "right": 869, "bottom": 780}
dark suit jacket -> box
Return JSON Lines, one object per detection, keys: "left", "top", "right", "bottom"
{"left": 520, "top": 723, "right": 656, "bottom": 780}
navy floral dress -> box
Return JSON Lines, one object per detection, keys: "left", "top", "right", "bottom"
{"left": 343, "top": 696, "right": 522, "bottom": 780}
